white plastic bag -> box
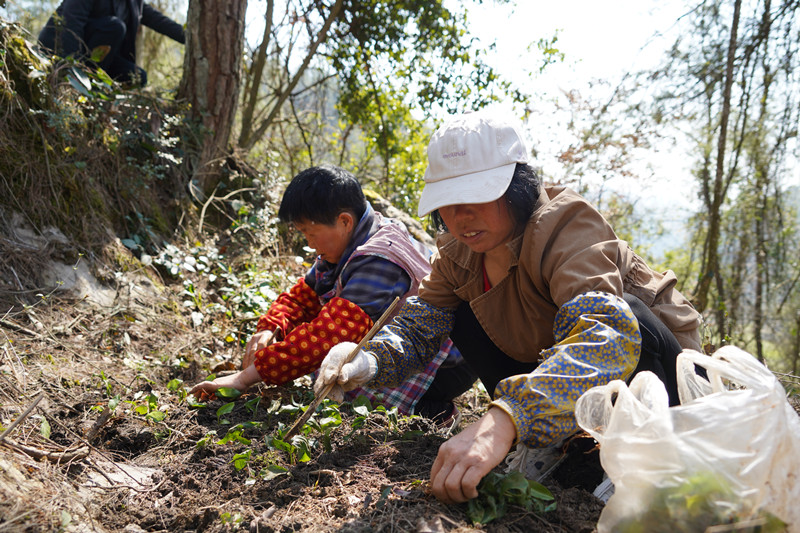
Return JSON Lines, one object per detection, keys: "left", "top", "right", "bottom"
{"left": 575, "top": 346, "right": 800, "bottom": 532}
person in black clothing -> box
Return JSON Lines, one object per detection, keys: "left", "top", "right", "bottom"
{"left": 38, "top": 0, "right": 185, "bottom": 87}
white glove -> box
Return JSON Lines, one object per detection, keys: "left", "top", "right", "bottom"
{"left": 314, "top": 342, "right": 378, "bottom": 402}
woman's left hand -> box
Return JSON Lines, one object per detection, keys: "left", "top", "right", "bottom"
{"left": 429, "top": 407, "right": 517, "bottom": 504}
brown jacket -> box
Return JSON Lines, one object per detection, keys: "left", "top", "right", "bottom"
{"left": 419, "top": 185, "right": 702, "bottom": 361}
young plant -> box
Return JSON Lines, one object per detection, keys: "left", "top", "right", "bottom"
{"left": 216, "top": 401, "right": 235, "bottom": 424}
{"left": 269, "top": 427, "right": 316, "bottom": 464}
{"left": 466, "top": 471, "right": 556, "bottom": 525}
{"left": 128, "top": 391, "right": 166, "bottom": 423}
{"left": 196, "top": 430, "right": 217, "bottom": 449}
{"left": 244, "top": 396, "right": 260, "bottom": 416}
{"left": 166, "top": 378, "right": 187, "bottom": 402}
{"left": 231, "top": 449, "right": 252, "bottom": 471}
{"left": 216, "top": 426, "right": 252, "bottom": 446}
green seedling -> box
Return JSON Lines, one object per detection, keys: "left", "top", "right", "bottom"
{"left": 217, "top": 427, "right": 251, "bottom": 446}
{"left": 186, "top": 394, "right": 207, "bottom": 409}
{"left": 96, "top": 371, "right": 114, "bottom": 397}
{"left": 269, "top": 429, "right": 315, "bottom": 464}
{"left": 231, "top": 449, "right": 252, "bottom": 471}
{"left": 258, "top": 464, "right": 289, "bottom": 481}
{"left": 244, "top": 396, "right": 260, "bottom": 415}
{"left": 40, "top": 417, "right": 51, "bottom": 439}
{"left": 376, "top": 486, "right": 393, "bottom": 510}
{"left": 216, "top": 401, "right": 235, "bottom": 424}
{"left": 350, "top": 395, "right": 373, "bottom": 429}
{"left": 196, "top": 430, "right": 217, "bottom": 449}
{"left": 215, "top": 387, "right": 242, "bottom": 400}
{"left": 108, "top": 395, "right": 120, "bottom": 413}
{"left": 166, "top": 379, "right": 187, "bottom": 401}
{"left": 467, "top": 471, "right": 556, "bottom": 525}
{"left": 129, "top": 391, "right": 166, "bottom": 422}
{"left": 219, "top": 512, "right": 243, "bottom": 526}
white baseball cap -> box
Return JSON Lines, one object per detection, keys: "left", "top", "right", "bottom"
{"left": 417, "top": 112, "right": 529, "bottom": 217}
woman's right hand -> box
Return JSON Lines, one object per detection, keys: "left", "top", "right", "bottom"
{"left": 429, "top": 407, "right": 517, "bottom": 504}
{"left": 242, "top": 329, "right": 274, "bottom": 369}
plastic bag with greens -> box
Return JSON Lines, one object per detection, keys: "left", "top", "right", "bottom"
{"left": 575, "top": 346, "right": 800, "bottom": 532}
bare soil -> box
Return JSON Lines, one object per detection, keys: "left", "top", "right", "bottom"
{"left": 0, "top": 243, "right": 606, "bottom": 533}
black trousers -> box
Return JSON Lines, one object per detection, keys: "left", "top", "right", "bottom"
{"left": 39, "top": 16, "right": 147, "bottom": 86}
{"left": 418, "top": 293, "right": 684, "bottom": 409}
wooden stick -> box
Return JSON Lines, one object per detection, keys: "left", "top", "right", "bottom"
{"left": 283, "top": 296, "right": 400, "bottom": 440}
{"left": 0, "top": 392, "right": 44, "bottom": 443}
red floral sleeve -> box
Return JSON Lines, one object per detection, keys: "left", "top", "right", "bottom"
{"left": 253, "top": 297, "right": 373, "bottom": 385}
{"left": 256, "top": 278, "right": 321, "bottom": 338}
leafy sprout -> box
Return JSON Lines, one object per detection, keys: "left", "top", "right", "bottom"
{"left": 466, "top": 471, "right": 556, "bottom": 525}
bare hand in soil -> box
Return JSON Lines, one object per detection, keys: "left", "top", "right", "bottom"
{"left": 242, "top": 329, "right": 275, "bottom": 369}
{"left": 189, "top": 366, "right": 261, "bottom": 399}
{"left": 429, "top": 407, "right": 516, "bottom": 504}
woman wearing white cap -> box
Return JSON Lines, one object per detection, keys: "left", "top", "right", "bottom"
{"left": 315, "top": 112, "right": 702, "bottom": 504}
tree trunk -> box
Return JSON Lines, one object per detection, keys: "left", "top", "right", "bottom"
{"left": 238, "top": 0, "right": 344, "bottom": 151}
{"left": 752, "top": 0, "right": 773, "bottom": 364}
{"left": 178, "top": 0, "right": 247, "bottom": 198}
{"left": 238, "top": 0, "right": 274, "bottom": 150}
{"left": 793, "top": 312, "right": 800, "bottom": 375}
{"left": 693, "top": 0, "right": 742, "bottom": 333}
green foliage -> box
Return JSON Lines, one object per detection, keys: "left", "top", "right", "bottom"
{"left": 237, "top": 0, "right": 551, "bottom": 226}
{"left": 466, "top": 471, "right": 556, "bottom": 525}
{"left": 152, "top": 241, "right": 287, "bottom": 344}
{"left": 643, "top": 0, "right": 800, "bottom": 359}
{"left": 128, "top": 391, "right": 167, "bottom": 423}
{"left": 231, "top": 449, "right": 252, "bottom": 470}
{"left": 166, "top": 378, "right": 187, "bottom": 402}
{"left": 0, "top": 21, "right": 51, "bottom": 108}
{"left": 39, "top": 416, "right": 51, "bottom": 439}
{"left": 616, "top": 472, "right": 787, "bottom": 533}
{"left": 219, "top": 512, "right": 243, "bottom": 526}
{"left": 0, "top": 20, "right": 194, "bottom": 308}
{"left": 196, "top": 430, "right": 217, "bottom": 449}
{"left": 216, "top": 401, "right": 236, "bottom": 424}
{"left": 215, "top": 387, "right": 242, "bottom": 400}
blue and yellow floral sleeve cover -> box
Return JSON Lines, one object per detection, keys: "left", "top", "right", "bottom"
{"left": 491, "top": 291, "right": 640, "bottom": 448}
{"left": 366, "top": 292, "right": 640, "bottom": 448}
{"left": 366, "top": 297, "right": 454, "bottom": 389}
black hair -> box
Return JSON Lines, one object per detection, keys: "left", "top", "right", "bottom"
{"left": 429, "top": 163, "right": 541, "bottom": 233}
{"left": 278, "top": 165, "right": 368, "bottom": 225}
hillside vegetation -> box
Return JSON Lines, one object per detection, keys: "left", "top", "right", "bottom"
{"left": 0, "top": 21, "right": 607, "bottom": 533}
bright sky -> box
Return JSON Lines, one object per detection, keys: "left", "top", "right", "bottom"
{"left": 463, "top": 0, "right": 698, "bottom": 250}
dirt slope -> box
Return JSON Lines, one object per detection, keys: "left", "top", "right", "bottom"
{"left": 0, "top": 235, "right": 605, "bottom": 533}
